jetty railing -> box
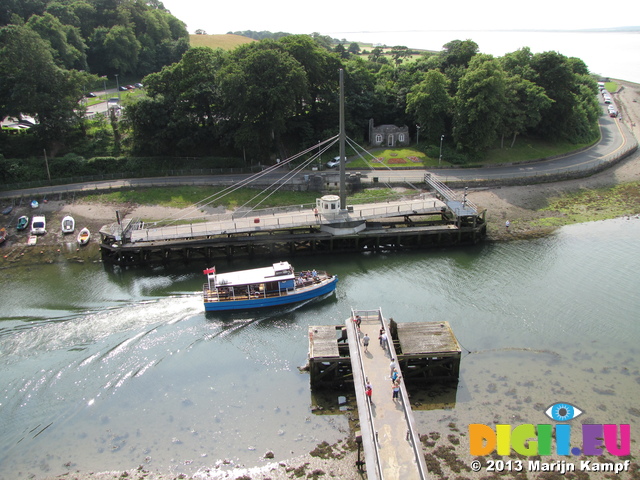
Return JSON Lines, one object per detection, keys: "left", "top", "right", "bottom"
{"left": 378, "top": 310, "right": 429, "bottom": 480}
{"left": 127, "top": 198, "right": 446, "bottom": 244}
{"left": 348, "top": 308, "right": 384, "bottom": 480}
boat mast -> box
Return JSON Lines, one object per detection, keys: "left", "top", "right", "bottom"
{"left": 339, "top": 68, "right": 346, "bottom": 210}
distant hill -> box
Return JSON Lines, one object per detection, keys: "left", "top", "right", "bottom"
{"left": 189, "top": 34, "right": 256, "bottom": 50}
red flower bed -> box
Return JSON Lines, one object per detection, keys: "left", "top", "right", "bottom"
{"left": 387, "top": 157, "right": 407, "bottom": 164}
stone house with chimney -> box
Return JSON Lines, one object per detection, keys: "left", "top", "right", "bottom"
{"left": 368, "top": 119, "right": 410, "bottom": 147}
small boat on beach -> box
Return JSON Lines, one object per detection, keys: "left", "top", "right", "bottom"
{"left": 2, "top": 206, "right": 13, "bottom": 215}
{"left": 30, "top": 200, "right": 39, "bottom": 209}
{"left": 77, "top": 227, "right": 91, "bottom": 245}
{"left": 61, "top": 215, "right": 75, "bottom": 234}
{"left": 203, "top": 261, "right": 338, "bottom": 312}
{"left": 16, "top": 215, "right": 29, "bottom": 231}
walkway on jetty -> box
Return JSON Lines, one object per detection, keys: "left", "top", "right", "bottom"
{"left": 346, "top": 309, "right": 429, "bottom": 480}
{"left": 104, "top": 197, "right": 447, "bottom": 244}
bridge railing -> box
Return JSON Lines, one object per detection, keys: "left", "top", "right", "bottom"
{"left": 349, "top": 308, "right": 384, "bottom": 480}
{"left": 129, "top": 199, "right": 446, "bottom": 243}
{"left": 379, "top": 310, "right": 430, "bottom": 480}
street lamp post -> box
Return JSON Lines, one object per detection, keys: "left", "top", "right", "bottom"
{"left": 115, "top": 74, "right": 120, "bottom": 102}
{"left": 101, "top": 75, "right": 107, "bottom": 99}
{"left": 439, "top": 135, "right": 444, "bottom": 165}
{"left": 416, "top": 125, "right": 420, "bottom": 145}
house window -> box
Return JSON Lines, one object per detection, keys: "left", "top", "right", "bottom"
{"left": 375, "top": 134, "right": 382, "bottom": 143}
{"left": 399, "top": 133, "right": 405, "bottom": 142}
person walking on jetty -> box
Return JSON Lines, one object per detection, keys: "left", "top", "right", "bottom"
{"left": 365, "top": 380, "right": 373, "bottom": 404}
{"left": 362, "top": 333, "right": 370, "bottom": 352}
{"left": 379, "top": 331, "right": 387, "bottom": 350}
{"left": 389, "top": 358, "right": 396, "bottom": 377}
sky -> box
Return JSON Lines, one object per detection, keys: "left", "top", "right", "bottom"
{"left": 160, "top": 0, "right": 638, "bottom": 36}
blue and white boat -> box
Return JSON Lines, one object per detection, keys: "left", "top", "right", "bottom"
{"left": 203, "top": 261, "right": 337, "bottom": 312}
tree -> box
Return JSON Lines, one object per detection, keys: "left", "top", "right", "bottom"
{"left": 368, "top": 46, "right": 384, "bottom": 63}
{"left": 347, "top": 42, "right": 360, "bottom": 55}
{"left": 406, "top": 70, "right": 452, "bottom": 144}
{"left": 125, "top": 47, "right": 227, "bottom": 155}
{"left": 453, "top": 54, "right": 506, "bottom": 153}
{"left": 500, "top": 74, "right": 552, "bottom": 147}
{"left": 26, "top": 13, "right": 87, "bottom": 70}
{"left": 333, "top": 43, "right": 348, "bottom": 59}
{"left": 390, "top": 46, "right": 410, "bottom": 65}
{"left": 219, "top": 41, "right": 308, "bottom": 161}
{"left": 529, "top": 51, "right": 598, "bottom": 142}
{"left": 0, "top": 24, "right": 95, "bottom": 154}
{"left": 103, "top": 24, "right": 141, "bottom": 74}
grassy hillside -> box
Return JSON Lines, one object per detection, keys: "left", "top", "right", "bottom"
{"left": 189, "top": 34, "right": 256, "bottom": 50}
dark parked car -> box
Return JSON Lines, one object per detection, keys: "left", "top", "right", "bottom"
{"left": 85, "top": 92, "right": 97, "bottom": 98}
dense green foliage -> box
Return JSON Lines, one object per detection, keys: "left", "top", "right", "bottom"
{"left": 1, "top": 0, "right": 188, "bottom": 76}
{"left": 1, "top": 2, "right": 601, "bottom": 178}
{"left": 0, "top": 0, "right": 188, "bottom": 156}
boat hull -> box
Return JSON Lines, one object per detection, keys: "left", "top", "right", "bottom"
{"left": 204, "top": 276, "right": 338, "bottom": 312}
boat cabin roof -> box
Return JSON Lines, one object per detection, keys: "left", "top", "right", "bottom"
{"left": 210, "top": 261, "right": 294, "bottom": 287}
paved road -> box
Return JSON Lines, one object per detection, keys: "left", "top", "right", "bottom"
{"left": 1, "top": 101, "right": 636, "bottom": 200}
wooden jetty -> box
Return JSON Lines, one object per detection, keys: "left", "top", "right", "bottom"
{"left": 308, "top": 309, "right": 462, "bottom": 480}
{"left": 308, "top": 316, "right": 461, "bottom": 388}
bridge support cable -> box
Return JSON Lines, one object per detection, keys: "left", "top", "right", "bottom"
{"left": 153, "top": 136, "right": 339, "bottom": 226}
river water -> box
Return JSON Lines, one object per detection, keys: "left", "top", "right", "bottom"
{"left": 1, "top": 217, "right": 639, "bottom": 478}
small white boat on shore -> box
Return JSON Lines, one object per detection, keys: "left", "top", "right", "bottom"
{"left": 61, "top": 215, "right": 75, "bottom": 234}
{"left": 30, "top": 200, "right": 39, "bottom": 209}
{"left": 77, "top": 227, "right": 91, "bottom": 245}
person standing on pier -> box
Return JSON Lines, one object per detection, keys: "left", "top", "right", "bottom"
{"left": 392, "top": 381, "right": 400, "bottom": 401}
{"left": 365, "top": 380, "right": 373, "bottom": 403}
{"left": 362, "top": 333, "right": 370, "bottom": 352}
{"left": 389, "top": 358, "right": 396, "bottom": 377}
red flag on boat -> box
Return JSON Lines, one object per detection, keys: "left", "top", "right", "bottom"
{"left": 203, "top": 267, "right": 216, "bottom": 274}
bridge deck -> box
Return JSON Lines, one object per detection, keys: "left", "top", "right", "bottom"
{"left": 106, "top": 198, "right": 447, "bottom": 244}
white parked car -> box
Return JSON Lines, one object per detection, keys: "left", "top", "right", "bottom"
{"left": 31, "top": 215, "right": 46, "bottom": 235}
{"left": 326, "top": 156, "right": 341, "bottom": 168}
